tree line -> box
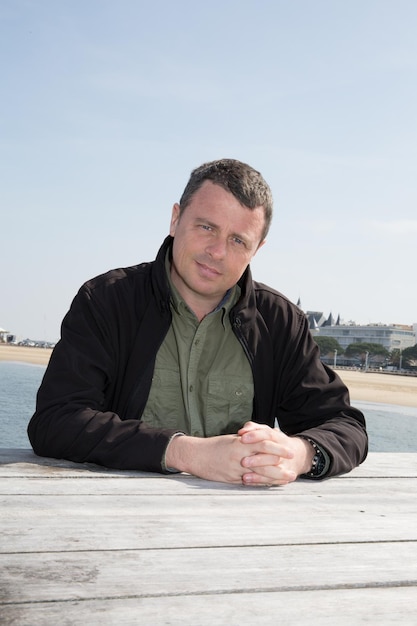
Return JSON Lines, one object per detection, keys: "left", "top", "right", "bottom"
{"left": 314, "top": 336, "right": 417, "bottom": 370}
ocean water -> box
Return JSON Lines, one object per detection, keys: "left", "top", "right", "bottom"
{"left": 0, "top": 361, "right": 416, "bottom": 451}
{"left": 0, "top": 361, "right": 46, "bottom": 448}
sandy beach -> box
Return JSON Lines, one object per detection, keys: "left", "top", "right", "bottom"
{"left": 1, "top": 344, "right": 416, "bottom": 408}
{"left": 0, "top": 344, "right": 53, "bottom": 366}
{"left": 337, "top": 369, "right": 417, "bottom": 409}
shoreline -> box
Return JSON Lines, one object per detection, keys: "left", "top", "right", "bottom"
{"left": 0, "top": 344, "right": 52, "bottom": 366}
{"left": 1, "top": 344, "right": 416, "bottom": 408}
{"left": 336, "top": 369, "right": 417, "bottom": 409}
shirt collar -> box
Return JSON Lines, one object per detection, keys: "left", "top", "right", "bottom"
{"left": 165, "top": 251, "right": 240, "bottom": 326}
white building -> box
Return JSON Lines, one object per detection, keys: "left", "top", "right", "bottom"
{"left": 0, "top": 327, "right": 10, "bottom": 343}
{"left": 316, "top": 323, "right": 415, "bottom": 352}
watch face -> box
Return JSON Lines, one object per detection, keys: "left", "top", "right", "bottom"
{"left": 315, "top": 453, "right": 326, "bottom": 476}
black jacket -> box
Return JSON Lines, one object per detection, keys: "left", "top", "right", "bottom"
{"left": 28, "top": 237, "right": 367, "bottom": 476}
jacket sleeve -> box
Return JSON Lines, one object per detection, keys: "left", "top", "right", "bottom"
{"left": 273, "top": 310, "right": 368, "bottom": 478}
{"left": 27, "top": 281, "right": 178, "bottom": 472}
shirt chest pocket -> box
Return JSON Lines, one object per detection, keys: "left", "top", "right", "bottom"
{"left": 204, "top": 375, "right": 254, "bottom": 436}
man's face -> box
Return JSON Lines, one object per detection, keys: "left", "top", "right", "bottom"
{"left": 169, "top": 180, "right": 266, "bottom": 318}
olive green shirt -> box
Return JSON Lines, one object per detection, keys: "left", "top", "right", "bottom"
{"left": 142, "top": 261, "right": 254, "bottom": 437}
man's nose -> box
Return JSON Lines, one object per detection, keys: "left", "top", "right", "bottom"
{"left": 206, "top": 237, "right": 227, "bottom": 259}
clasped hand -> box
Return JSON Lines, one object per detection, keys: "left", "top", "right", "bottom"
{"left": 166, "top": 421, "right": 313, "bottom": 486}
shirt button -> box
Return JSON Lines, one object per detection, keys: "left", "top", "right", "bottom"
{"left": 189, "top": 385, "right": 193, "bottom": 392}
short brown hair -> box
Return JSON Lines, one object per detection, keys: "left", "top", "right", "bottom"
{"left": 179, "top": 159, "right": 273, "bottom": 240}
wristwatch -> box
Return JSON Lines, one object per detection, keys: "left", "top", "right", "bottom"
{"left": 301, "top": 437, "right": 329, "bottom": 478}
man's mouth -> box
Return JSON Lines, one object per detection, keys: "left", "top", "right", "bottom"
{"left": 196, "top": 261, "right": 222, "bottom": 277}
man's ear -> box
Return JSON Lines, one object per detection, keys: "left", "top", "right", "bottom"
{"left": 169, "top": 203, "right": 181, "bottom": 237}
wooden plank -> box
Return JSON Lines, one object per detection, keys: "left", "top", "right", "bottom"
{"left": 351, "top": 452, "right": 417, "bottom": 478}
{"left": 2, "top": 587, "right": 417, "bottom": 626}
{"left": 1, "top": 449, "right": 417, "bottom": 625}
{"left": 2, "top": 542, "right": 417, "bottom": 605}
{"left": 1, "top": 469, "right": 416, "bottom": 496}
{"left": 1, "top": 487, "right": 416, "bottom": 553}
{"left": 1, "top": 449, "right": 417, "bottom": 478}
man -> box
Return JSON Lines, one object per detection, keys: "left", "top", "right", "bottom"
{"left": 28, "top": 159, "right": 367, "bottom": 486}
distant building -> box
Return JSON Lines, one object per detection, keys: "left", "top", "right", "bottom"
{"left": 306, "top": 316, "right": 416, "bottom": 352}
{"left": 0, "top": 327, "right": 9, "bottom": 343}
{"left": 302, "top": 307, "right": 416, "bottom": 352}
{"left": 306, "top": 311, "right": 326, "bottom": 331}
{"left": 315, "top": 323, "right": 415, "bottom": 352}
{"left": 305, "top": 311, "right": 339, "bottom": 336}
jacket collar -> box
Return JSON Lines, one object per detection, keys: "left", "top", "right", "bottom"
{"left": 152, "top": 236, "right": 174, "bottom": 314}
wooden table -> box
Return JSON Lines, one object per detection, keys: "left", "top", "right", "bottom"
{"left": 1, "top": 449, "right": 417, "bottom": 625}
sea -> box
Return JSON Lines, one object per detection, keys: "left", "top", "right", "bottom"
{"left": 0, "top": 361, "right": 416, "bottom": 451}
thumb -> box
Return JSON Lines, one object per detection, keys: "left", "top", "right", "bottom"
{"left": 237, "top": 421, "right": 261, "bottom": 435}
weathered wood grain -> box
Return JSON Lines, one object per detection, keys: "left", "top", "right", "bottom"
{"left": 2, "top": 542, "right": 417, "bottom": 604}
{"left": 3, "top": 587, "right": 417, "bottom": 626}
{"left": 1, "top": 449, "right": 416, "bottom": 625}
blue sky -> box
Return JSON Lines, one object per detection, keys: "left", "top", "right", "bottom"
{"left": 1, "top": 0, "right": 416, "bottom": 341}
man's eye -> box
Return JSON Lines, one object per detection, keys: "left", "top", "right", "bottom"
{"left": 233, "top": 237, "right": 244, "bottom": 245}
{"left": 201, "top": 224, "right": 212, "bottom": 231}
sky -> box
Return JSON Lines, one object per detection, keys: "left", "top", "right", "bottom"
{"left": 1, "top": 0, "right": 416, "bottom": 341}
